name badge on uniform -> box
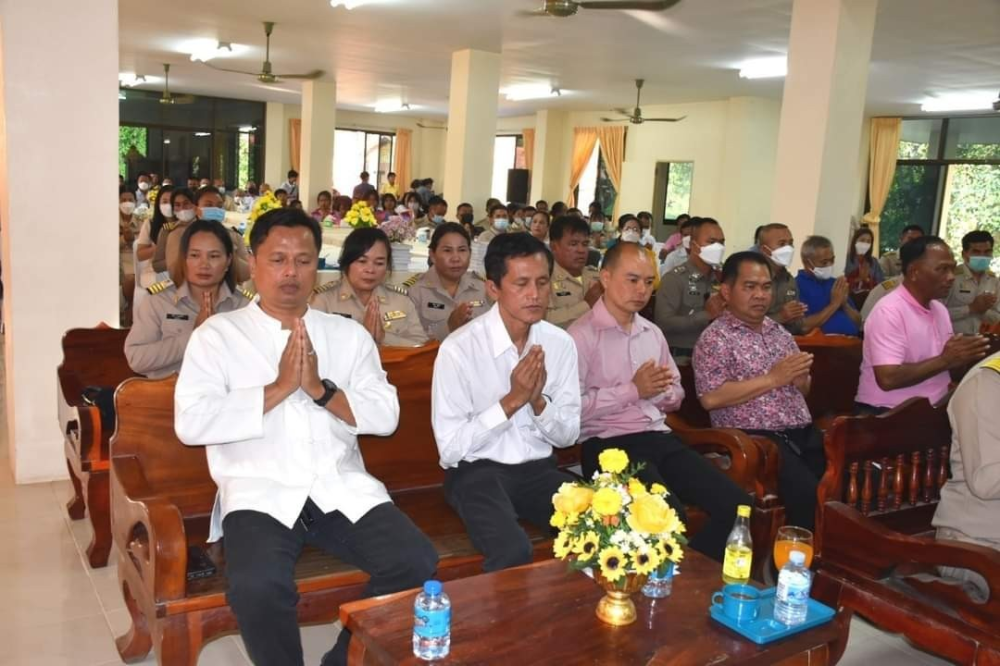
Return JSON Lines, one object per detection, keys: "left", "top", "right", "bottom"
{"left": 468, "top": 300, "right": 484, "bottom": 307}
{"left": 556, "top": 291, "right": 572, "bottom": 297}
{"left": 428, "top": 302, "right": 446, "bottom": 310}
{"left": 382, "top": 310, "right": 407, "bottom": 322}
{"left": 552, "top": 281, "right": 564, "bottom": 290}
{"left": 687, "top": 286, "right": 700, "bottom": 296}
{"left": 786, "top": 289, "right": 796, "bottom": 297}
{"left": 165, "top": 313, "right": 190, "bottom": 320}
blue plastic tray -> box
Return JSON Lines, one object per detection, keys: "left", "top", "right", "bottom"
{"left": 709, "top": 587, "right": 836, "bottom": 645}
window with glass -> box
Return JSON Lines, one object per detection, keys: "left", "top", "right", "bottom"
{"left": 573, "top": 142, "right": 617, "bottom": 218}
{"left": 332, "top": 129, "right": 396, "bottom": 196}
{"left": 490, "top": 135, "right": 526, "bottom": 202}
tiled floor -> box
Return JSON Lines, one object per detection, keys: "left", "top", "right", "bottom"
{"left": 0, "top": 450, "right": 952, "bottom": 666}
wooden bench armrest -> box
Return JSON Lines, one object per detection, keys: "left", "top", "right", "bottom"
{"left": 111, "top": 455, "right": 190, "bottom": 604}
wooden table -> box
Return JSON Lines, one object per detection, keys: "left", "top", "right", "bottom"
{"left": 340, "top": 552, "right": 851, "bottom": 666}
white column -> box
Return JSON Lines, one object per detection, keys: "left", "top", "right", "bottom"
{"left": 769, "top": 0, "right": 878, "bottom": 256}
{"left": 299, "top": 81, "right": 336, "bottom": 208}
{"left": 530, "top": 109, "right": 568, "bottom": 205}
{"left": 0, "top": 0, "right": 120, "bottom": 481}
{"left": 443, "top": 49, "right": 501, "bottom": 209}
{"left": 263, "top": 101, "right": 288, "bottom": 188}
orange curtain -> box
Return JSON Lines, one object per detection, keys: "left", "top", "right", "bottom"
{"left": 289, "top": 119, "right": 302, "bottom": 173}
{"left": 393, "top": 128, "right": 413, "bottom": 196}
{"left": 862, "top": 117, "right": 902, "bottom": 252}
{"left": 522, "top": 128, "right": 535, "bottom": 173}
{"left": 567, "top": 127, "right": 598, "bottom": 207}
{"left": 596, "top": 126, "right": 626, "bottom": 221}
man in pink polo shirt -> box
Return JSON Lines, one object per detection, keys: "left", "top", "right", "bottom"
{"left": 856, "top": 236, "right": 990, "bottom": 414}
{"left": 568, "top": 243, "right": 750, "bottom": 562}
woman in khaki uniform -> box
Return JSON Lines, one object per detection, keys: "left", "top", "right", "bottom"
{"left": 310, "top": 227, "right": 428, "bottom": 347}
{"left": 405, "top": 222, "right": 489, "bottom": 341}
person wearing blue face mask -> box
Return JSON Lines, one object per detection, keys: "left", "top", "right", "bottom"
{"left": 946, "top": 230, "right": 1000, "bottom": 335}
{"left": 162, "top": 186, "right": 251, "bottom": 283}
{"left": 415, "top": 195, "right": 448, "bottom": 229}
{"left": 795, "top": 235, "right": 861, "bottom": 336}
{"left": 476, "top": 203, "right": 510, "bottom": 244}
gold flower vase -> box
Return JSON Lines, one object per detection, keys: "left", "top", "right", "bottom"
{"left": 594, "top": 571, "right": 648, "bottom": 626}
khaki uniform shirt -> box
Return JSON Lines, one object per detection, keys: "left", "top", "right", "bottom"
{"left": 861, "top": 277, "right": 902, "bottom": 325}
{"left": 405, "top": 270, "right": 489, "bottom": 341}
{"left": 310, "top": 280, "right": 429, "bottom": 347}
{"left": 945, "top": 264, "right": 1000, "bottom": 335}
{"left": 477, "top": 228, "right": 500, "bottom": 245}
{"left": 768, "top": 266, "right": 804, "bottom": 334}
{"left": 654, "top": 258, "right": 720, "bottom": 354}
{"left": 124, "top": 280, "right": 251, "bottom": 378}
{"left": 933, "top": 352, "right": 1000, "bottom": 540}
{"left": 546, "top": 262, "right": 601, "bottom": 329}
{"left": 153, "top": 220, "right": 251, "bottom": 283}
{"left": 879, "top": 251, "right": 902, "bottom": 279}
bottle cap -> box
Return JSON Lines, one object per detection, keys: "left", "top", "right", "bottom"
{"left": 789, "top": 550, "right": 806, "bottom": 565}
{"left": 423, "top": 580, "right": 442, "bottom": 596}
{"left": 737, "top": 505, "right": 751, "bottom": 518}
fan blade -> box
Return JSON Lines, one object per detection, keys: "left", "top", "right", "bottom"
{"left": 273, "top": 70, "right": 325, "bottom": 80}
{"left": 578, "top": 0, "right": 681, "bottom": 10}
{"left": 416, "top": 123, "right": 448, "bottom": 130}
{"left": 516, "top": 8, "right": 552, "bottom": 16}
{"left": 601, "top": 117, "right": 630, "bottom": 122}
{"left": 613, "top": 107, "right": 632, "bottom": 116}
{"left": 200, "top": 61, "right": 262, "bottom": 77}
{"left": 643, "top": 116, "right": 686, "bottom": 122}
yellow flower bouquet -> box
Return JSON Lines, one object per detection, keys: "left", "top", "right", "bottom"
{"left": 243, "top": 191, "right": 283, "bottom": 245}
{"left": 551, "top": 449, "right": 687, "bottom": 590}
{"left": 344, "top": 201, "right": 378, "bottom": 229}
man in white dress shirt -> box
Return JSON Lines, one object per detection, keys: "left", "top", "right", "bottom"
{"left": 431, "top": 233, "right": 582, "bottom": 572}
{"left": 175, "top": 208, "right": 437, "bottom": 666}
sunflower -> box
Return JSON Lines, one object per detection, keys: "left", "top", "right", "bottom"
{"left": 657, "top": 537, "right": 684, "bottom": 564}
{"left": 553, "top": 531, "right": 573, "bottom": 559}
{"left": 572, "top": 531, "right": 601, "bottom": 561}
{"left": 598, "top": 546, "right": 628, "bottom": 582}
{"left": 591, "top": 487, "right": 623, "bottom": 516}
{"left": 631, "top": 544, "right": 660, "bottom": 575}
{"left": 598, "top": 448, "right": 629, "bottom": 474}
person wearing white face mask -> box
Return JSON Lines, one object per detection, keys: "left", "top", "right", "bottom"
{"left": 155, "top": 187, "right": 250, "bottom": 283}
{"left": 608, "top": 215, "right": 661, "bottom": 290}
{"left": 654, "top": 217, "right": 727, "bottom": 361}
{"left": 758, "top": 223, "right": 807, "bottom": 333}
{"left": 661, "top": 217, "right": 695, "bottom": 274}
{"left": 119, "top": 187, "right": 139, "bottom": 314}
{"left": 795, "top": 235, "right": 861, "bottom": 336}
{"left": 845, "top": 226, "right": 884, "bottom": 297}
{"left": 135, "top": 172, "right": 152, "bottom": 207}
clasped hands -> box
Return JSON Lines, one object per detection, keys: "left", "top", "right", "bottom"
{"left": 274, "top": 319, "right": 325, "bottom": 401}
{"left": 502, "top": 345, "right": 548, "bottom": 417}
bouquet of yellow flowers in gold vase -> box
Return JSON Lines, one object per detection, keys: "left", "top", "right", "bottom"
{"left": 551, "top": 448, "right": 687, "bottom": 626}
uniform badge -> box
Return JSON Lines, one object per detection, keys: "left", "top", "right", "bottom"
{"left": 468, "top": 300, "right": 484, "bottom": 307}
{"left": 382, "top": 310, "right": 406, "bottom": 321}
{"left": 556, "top": 291, "right": 572, "bottom": 297}
{"left": 428, "top": 302, "right": 446, "bottom": 310}
{"left": 165, "top": 313, "right": 190, "bottom": 320}
{"left": 553, "top": 281, "right": 563, "bottom": 290}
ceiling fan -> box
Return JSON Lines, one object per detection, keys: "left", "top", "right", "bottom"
{"left": 200, "top": 22, "right": 324, "bottom": 84}
{"left": 158, "top": 64, "right": 195, "bottom": 105}
{"left": 601, "top": 79, "right": 685, "bottom": 124}
{"left": 518, "top": 0, "right": 682, "bottom": 18}
{"left": 416, "top": 122, "right": 447, "bottom": 130}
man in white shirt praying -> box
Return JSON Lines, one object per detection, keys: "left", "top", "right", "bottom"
{"left": 175, "top": 208, "right": 437, "bottom": 666}
{"left": 431, "top": 233, "right": 582, "bottom": 572}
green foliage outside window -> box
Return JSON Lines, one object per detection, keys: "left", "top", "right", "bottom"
{"left": 119, "top": 126, "right": 147, "bottom": 180}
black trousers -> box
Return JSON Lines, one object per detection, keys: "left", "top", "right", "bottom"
{"left": 854, "top": 401, "right": 889, "bottom": 416}
{"left": 743, "top": 425, "right": 826, "bottom": 530}
{"left": 223, "top": 500, "right": 438, "bottom": 666}
{"left": 581, "top": 431, "right": 752, "bottom": 562}
{"left": 444, "top": 455, "right": 574, "bottom": 572}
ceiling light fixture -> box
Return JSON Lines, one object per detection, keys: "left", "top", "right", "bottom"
{"left": 238, "top": 126, "right": 257, "bottom": 132}
{"left": 194, "top": 132, "right": 212, "bottom": 137}
{"left": 920, "top": 93, "right": 995, "bottom": 113}
{"left": 374, "top": 100, "right": 414, "bottom": 113}
{"left": 182, "top": 39, "right": 237, "bottom": 63}
{"left": 330, "top": 0, "right": 371, "bottom": 9}
{"left": 738, "top": 57, "right": 787, "bottom": 80}
{"left": 118, "top": 72, "right": 148, "bottom": 87}
{"left": 503, "top": 84, "right": 563, "bottom": 102}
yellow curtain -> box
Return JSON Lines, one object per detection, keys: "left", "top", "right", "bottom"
{"left": 596, "top": 126, "right": 626, "bottom": 221}
{"left": 567, "top": 127, "right": 598, "bottom": 207}
{"left": 289, "top": 119, "right": 302, "bottom": 173}
{"left": 862, "top": 117, "right": 902, "bottom": 251}
{"left": 522, "top": 128, "right": 535, "bottom": 174}
{"left": 393, "top": 128, "right": 413, "bottom": 197}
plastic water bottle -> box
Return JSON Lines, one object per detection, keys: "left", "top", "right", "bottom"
{"left": 773, "top": 550, "right": 812, "bottom": 626}
{"left": 413, "top": 580, "right": 451, "bottom": 660}
{"left": 642, "top": 562, "right": 674, "bottom": 598}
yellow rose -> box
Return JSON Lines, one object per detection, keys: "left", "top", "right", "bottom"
{"left": 591, "top": 487, "right": 623, "bottom": 516}
{"left": 552, "top": 483, "right": 594, "bottom": 516}
{"left": 650, "top": 483, "right": 668, "bottom": 495}
{"left": 628, "top": 478, "right": 647, "bottom": 498}
{"left": 598, "top": 448, "right": 629, "bottom": 474}
{"left": 626, "top": 493, "right": 681, "bottom": 535}
{"left": 550, "top": 511, "right": 567, "bottom": 528}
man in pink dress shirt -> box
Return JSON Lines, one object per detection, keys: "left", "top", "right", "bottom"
{"left": 856, "top": 236, "right": 990, "bottom": 414}
{"left": 568, "top": 243, "right": 750, "bottom": 562}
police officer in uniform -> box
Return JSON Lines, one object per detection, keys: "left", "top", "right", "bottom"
{"left": 477, "top": 203, "right": 511, "bottom": 245}
{"left": 945, "top": 230, "right": 1000, "bottom": 335}
{"left": 310, "top": 227, "right": 429, "bottom": 347}
{"left": 405, "top": 223, "right": 490, "bottom": 341}
{"left": 546, "top": 215, "right": 602, "bottom": 328}
{"left": 879, "top": 224, "right": 925, "bottom": 278}
{"left": 125, "top": 220, "right": 252, "bottom": 378}
{"left": 757, "top": 223, "right": 806, "bottom": 333}
{"left": 654, "top": 217, "right": 727, "bottom": 361}
{"left": 155, "top": 187, "right": 250, "bottom": 283}
{"left": 861, "top": 276, "right": 902, "bottom": 325}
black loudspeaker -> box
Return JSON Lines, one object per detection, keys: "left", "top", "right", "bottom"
{"left": 506, "top": 169, "right": 530, "bottom": 204}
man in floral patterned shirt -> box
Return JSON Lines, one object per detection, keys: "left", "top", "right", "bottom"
{"left": 693, "top": 252, "right": 825, "bottom": 529}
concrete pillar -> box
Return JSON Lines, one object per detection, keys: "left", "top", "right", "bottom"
{"left": 264, "top": 101, "right": 288, "bottom": 189}
{"left": 530, "top": 109, "right": 568, "bottom": 205}
{"left": 0, "top": 0, "right": 120, "bottom": 481}
{"left": 299, "top": 81, "right": 336, "bottom": 207}
{"left": 443, "top": 49, "right": 501, "bottom": 210}
{"left": 769, "top": 0, "right": 878, "bottom": 258}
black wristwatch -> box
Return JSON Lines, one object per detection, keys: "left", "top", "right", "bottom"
{"left": 314, "top": 379, "right": 338, "bottom": 407}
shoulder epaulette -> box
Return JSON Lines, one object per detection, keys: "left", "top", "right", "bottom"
{"left": 403, "top": 273, "right": 423, "bottom": 288}
{"left": 472, "top": 271, "right": 486, "bottom": 282}
{"left": 671, "top": 265, "right": 688, "bottom": 275}
{"left": 146, "top": 279, "right": 173, "bottom": 295}
{"left": 386, "top": 282, "right": 409, "bottom": 296}
{"left": 239, "top": 287, "right": 256, "bottom": 301}
{"left": 881, "top": 279, "right": 899, "bottom": 290}
{"left": 163, "top": 221, "right": 179, "bottom": 232}
{"left": 983, "top": 357, "right": 1000, "bottom": 375}
{"left": 312, "top": 280, "right": 340, "bottom": 295}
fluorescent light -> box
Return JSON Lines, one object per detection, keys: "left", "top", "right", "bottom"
{"left": 238, "top": 126, "right": 257, "bottom": 132}
{"left": 331, "top": 0, "right": 371, "bottom": 8}
{"left": 374, "top": 101, "right": 414, "bottom": 113}
{"left": 503, "top": 84, "right": 563, "bottom": 102}
{"left": 193, "top": 132, "right": 212, "bottom": 137}
{"left": 118, "top": 72, "right": 149, "bottom": 87}
{"left": 119, "top": 91, "right": 127, "bottom": 100}
{"left": 163, "top": 139, "right": 171, "bottom": 144}
{"left": 181, "top": 39, "right": 240, "bottom": 63}
{"left": 920, "top": 93, "right": 995, "bottom": 113}
{"left": 738, "top": 57, "right": 787, "bottom": 79}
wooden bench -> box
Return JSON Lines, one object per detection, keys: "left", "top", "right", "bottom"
{"left": 794, "top": 333, "right": 863, "bottom": 426}
{"left": 58, "top": 323, "right": 136, "bottom": 568}
{"left": 812, "top": 398, "right": 1000, "bottom": 663}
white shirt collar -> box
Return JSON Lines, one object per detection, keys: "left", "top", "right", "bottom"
{"left": 484, "top": 303, "right": 540, "bottom": 359}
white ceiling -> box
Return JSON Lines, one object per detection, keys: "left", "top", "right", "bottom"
{"left": 117, "top": 0, "right": 1000, "bottom": 117}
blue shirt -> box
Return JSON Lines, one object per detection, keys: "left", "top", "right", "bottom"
{"left": 795, "top": 270, "right": 860, "bottom": 336}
